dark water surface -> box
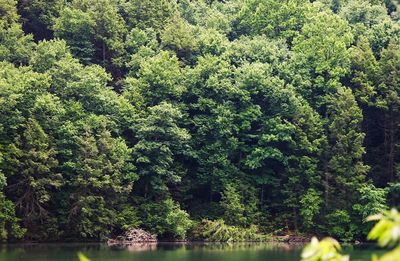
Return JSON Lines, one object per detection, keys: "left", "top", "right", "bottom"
{"left": 0, "top": 242, "right": 380, "bottom": 261}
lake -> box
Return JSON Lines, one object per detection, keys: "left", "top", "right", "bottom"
{"left": 0, "top": 242, "right": 380, "bottom": 261}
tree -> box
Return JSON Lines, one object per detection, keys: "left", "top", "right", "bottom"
{"left": 220, "top": 184, "right": 246, "bottom": 226}
{"left": 300, "top": 188, "right": 323, "bottom": 230}
{"left": 348, "top": 36, "right": 379, "bottom": 104}
{"left": 133, "top": 102, "right": 190, "bottom": 198}
{"left": 375, "top": 42, "right": 400, "bottom": 185}
{"left": 325, "top": 87, "right": 369, "bottom": 205}
{"left": 183, "top": 55, "right": 241, "bottom": 202}
{"left": 291, "top": 10, "right": 354, "bottom": 107}
{"left": 0, "top": 0, "right": 399, "bottom": 243}
{"left": 59, "top": 115, "right": 136, "bottom": 239}
{"left": 30, "top": 39, "right": 72, "bottom": 73}
{"left": 53, "top": 8, "right": 96, "bottom": 64}
{"left": 235, "top": 62, "right": 324, "bottom": 230}
{"left": 134, "top": 51, "right": 185, "bottom": 105}
{"left": 0, "top": 151, "right": 25, "bottom": 241}
{"left": 160, "top": 15, "right": 198, "bottom": 61}
{"left": 2, "top": 118, "right": 62, "bottom": 239}
{"left": 320, "top": 87, "right": 369, "bottom": 241}
{"left": 17, "top": 0, "right": 64, "bottom": 40}
{"left": 120, "top": 0, "right": 177, "bottom": 31}
{"left": 236, "top": 0, "right": 313, "bottom": 41}
{"left": 223, "top": 35, "right": 291, "bottom": 74}
{"left": 56, "top": 0, "right": 128, "bottom": 76}
{"left": 179, "top": 0, "right": 233, "bottom": 34}
{"left": 339, "top": 0, "right": 397, "bottom": 55}
{"left": 353, "top": 183, "right": 388, "bottom": 235}
{"left": 0, "top": 0, "right": 35, "bottom": 65}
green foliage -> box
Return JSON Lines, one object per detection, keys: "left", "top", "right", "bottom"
{"left": 53, "top": 7, "right": 96, "bottom": 64}
{"left": 0, "top": 0, "right": 35, "bottom": 64}
{"left": 301, "top": 237, "right": 349, "bottom": 261}
{"left": 160, "top": 15, "right": 197, "bottom": 59}
{"left": 291, "top": 10, "right": 353, "bottom": 105}
{"left": 0, "top": 0, "right": 399, "bottom": 243}
{"left": 139, "top": 198, "right": 192, "bottom": 240}
{"left": 372, "top": 247, "right": 400, "bottom": 261}
{"left": 164, "top": 199, "right": 193, "bottom": 239}
{"left": 30, "top": 39, "right": 72, "bottom": 73}
{"left": 120, "top": 0, "right": 177, "bottom": 31}
{"left": 0, "top": 193, "right": 26, "bottom": 241}
{"left": 367, "top": 208, "right": 400, "bottom": 247}
{"left": 353, "top": 184, "right": 388, "bottom": 236}
{"left": 135, "top": 51, "right": 185, "bottom": 105}
{"left": 62, "top": 115, "right": 136, "bottom": 239}
{"left": 326, "top": 87, "right": 369, "bottom": 194}
{"left": 324, "top": 210, "right": 356, "bottom": 242}
{"left": 193, "top": 219, "right": 265, "bottom": 242}
{"left": 339, "top": 0, "right": 399, "bottom": 54}
{"left": 3, "top": 118, "right": 61, "bottom": 239}
{"left": 368, "top": 208, "right": 400, "bottom": 261}
{"left": 220, "top": 184, "right": 246, "bottom": 226}
{"left": 17, "top": 0, "right": 64, "bottom": 40}
{"left": 301, "top": 208, "right": 400, "bottom": 261}
{"left": 236, "top": 0, "right": 313, "bottom": 40}
{"left": 133, "top": 102, "right": 190, "bottom": 197}
{"left": 300, "top": 189, "right": 323, "bottom": 229}
{"left": 353, "top": 184, "right": 388, "bottom": 220}
{"left": 55, "top": 0, "right": 127, "bottom": 71}
{"left": 77, "top": 252, "right": 91, "bottom": 261}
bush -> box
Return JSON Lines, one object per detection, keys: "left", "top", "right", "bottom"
{"left": 323, "top": 210, "right": 357, "bottom": 242}
{"left": 353, "top": 184, "right": 388, "bottom": 236}
{"left": 140, "top": 198, "right": 193, "bottom": 240}
{"left": 164, "top": 199, "right": 193, "bottom": 239}
{"left": 190, "top": 219, "right": 266, "bottom": 242}
{"left": 0, "top": 193, "right": 26, "bottom": 241}
{"left": 301, "top": 208, "right": 400, "bottom": 261}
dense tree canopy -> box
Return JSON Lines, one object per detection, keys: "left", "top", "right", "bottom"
{"left": 0, "top": 0, "right": 399, "bottom": 242}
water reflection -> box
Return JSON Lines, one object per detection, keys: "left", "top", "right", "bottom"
{"left": 0, "top": 241, "right": 304, "bottom": 253}
{"left": 0, "top": 242, "right": 377, "bottom": 261}
{"left": 107, "top": 241, "right": 305, "bottom": 252}
{"left": 110, "top": 242, "right": 158, "bottom": 252}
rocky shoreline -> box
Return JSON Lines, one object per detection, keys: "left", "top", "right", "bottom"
{"left": 107, "top": 229, "right": 158, "bottom": 245}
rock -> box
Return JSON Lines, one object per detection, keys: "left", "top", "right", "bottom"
{"left": 108, "top": 229, "right": 157, "bottom": 245}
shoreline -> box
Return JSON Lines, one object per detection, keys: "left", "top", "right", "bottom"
{"left": 0, "top": 237, "right": 370, "bottom": 246}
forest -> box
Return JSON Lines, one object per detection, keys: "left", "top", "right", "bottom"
{"left": 0, "top": 0, "right": 399, "bottom": 242}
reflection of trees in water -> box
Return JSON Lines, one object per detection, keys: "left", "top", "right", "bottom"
{"left": 109, "top": 243, "right": 158, "bottom": 252}
{"left": 0, "top": 243, "right": 107, "bottom": 259}
{"left": 186, "top": 242, "right": 304, "bottom": 252}
{"left": 0, "top": 243, "right": 105, "bottom": 252}
{"left": 111, "top": 242, "right": 304, "bottom": 252}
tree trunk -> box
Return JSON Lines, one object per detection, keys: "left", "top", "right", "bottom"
{"left": 293, "top": 207, "right": 299, "bottom": 231}
{"left": 102, "top": 42, "right": 106, "bottom": 66}
{"left": 388, "top": 111, "right": 395, "bottom": 183}
{"left": 323, "top": 153, "right": 329, "bottom": 209}
{"left": 384, "top": 111, "right": 395, "bottom": 184}
{"left": 209, "top": 184, "right": 213, "bottom": 202}
{"left": 260, "top": 185, "right": 264, "bottom": 204}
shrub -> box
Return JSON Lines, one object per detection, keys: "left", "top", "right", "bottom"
{"left": 301, "top": 208, "right": 400, "bottom": 261}
{"left": 140, "top": 198, "right": 193, "bottom": 240}
{"left": 191, "top": 219, "right": 266, "bottom": 242}
{"left": 324, "top": 210, "right": 356, "bottom": 242}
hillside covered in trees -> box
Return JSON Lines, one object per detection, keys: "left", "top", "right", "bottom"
{"left": 0, "top": 0, "right": 400, "bottom": 242}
